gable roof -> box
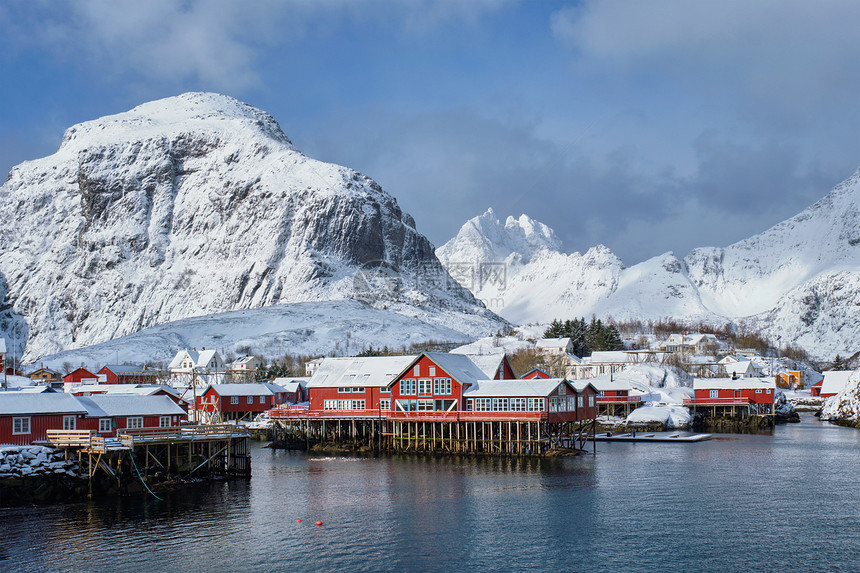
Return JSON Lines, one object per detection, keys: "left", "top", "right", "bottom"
{"left": 461, "top": 354, "right": 506, "bottom": 379}
{"left": 75, "top": 395, "right": 185, "bottom": 417}
{"left": 100, "top": 364, "right": 150, "bottom": 375}
{"left": 415, "top": 352, "right": 488, "bottom": 386}
{"left": 0, "top": 393, "right": 87, "bottom": 415}
{"left": 693, "top": 377, "right": 776, "bottom": 390}
{"left": 821, "top": 371, "right": 855, "bottom": 395}
{"left": 463, "top": 378, "right": 566, "bottom": 398}
{"left": 205, "top": 383, "right": 287, "bottom": 397}
{"left": 308, "top": 356, "right": 418, "bottom": 389}
{"left": 270, "top": 377, "right": 308, "bottom": 393}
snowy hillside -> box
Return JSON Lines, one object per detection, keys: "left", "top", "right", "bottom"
{"left": 0, "top": 92, "right": 504, "bottom": 362}
{"left": 439, "top": 171, "right": 860, "bottom": 360}
{"left": 32, "top": 300, "right": 474, "bottom": 373}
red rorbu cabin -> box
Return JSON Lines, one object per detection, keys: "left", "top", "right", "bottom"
{"left": 198, "top": 383, "right": 290, "bottom": 421}
{"left": 0, "top": 393, "right": 88, "bottom": 446}
{"left": 63, "top": 368, "right": 99, "bottom": 386}
{"left": 97, "top": 365, "right": 159, "bottom": 385}
{"left": 74, "top": 395, "right": 187, "bottom": 437}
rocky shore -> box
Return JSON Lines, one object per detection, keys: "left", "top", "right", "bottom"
{"left": 0, "top": 445, "right": 87, "bottom": 506}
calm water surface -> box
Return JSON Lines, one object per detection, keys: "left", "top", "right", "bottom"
{"left": 2, "top": 414, "right": 859, "bottom": 572}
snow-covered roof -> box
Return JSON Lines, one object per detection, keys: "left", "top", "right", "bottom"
{"left": 585, "top": 351, "right": 630, "bottom": 364}
{"left": 231, "top": 355, "right": 259, "bottom": 366}
{"left": 723, "top": 361, "right": 762, "bottom": 375}
{"left": 460, "top": 354, "right": 506, "bottom": 379}
{"left": 463, "top": 378, "right": 565, "bottom": 398}
{"left": 693, "top": 377, "right": 775, "bottom": 390}
{"left": 169, "top": 348, "right": 222, "bottom": 370}
{"left": 270, "top": 377, "right": 308, "bottom": 393}
{"left": 821, "top": 371, "right": 855, "bottom": 395}
{"left": 8, "top": 386, "right": 54, "bottom": 394}
{"left": 101, "top": 364, "right": 148, "bottom": 374}
{"left": 420, "top": 352, "right": 488, "bottom": 386}
{"left": 0, "top": 338, "right": 6, "bottom": 354}
{"left": 587, "top": 377, "right": 635, "bottom": 392}
{"left": 206, "top": 383, "right": 286, "bottom": 396}
{"left": 569, "top": 380, "right": 598, "bottom": 393}
{"left": 308, "top": 356, "right": 418, "bottom": 388}
{"left": 76, "top": 395, "right": 185, "bottom": 417}
{"left": 72, "top": 384, "right": 179, "bottom": 398}
{"left": 0, "top": 393, "right": 87, "bottom": 415}
{"left": 535, "top": 338, "right": 570, "bottom": 349}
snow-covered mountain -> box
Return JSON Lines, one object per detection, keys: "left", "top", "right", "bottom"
{"left": 438, "top": 170, "right": 860, "bottom": 360}
{"left": 0, "top": 92, "right": 504, "bottom": 362}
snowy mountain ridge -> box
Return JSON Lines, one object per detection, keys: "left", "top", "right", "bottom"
{"left": 439, "top": 171, "right": 860, "bottom": 360}
{"left": 0, "top": 92, "right": 505, "bottom": 362}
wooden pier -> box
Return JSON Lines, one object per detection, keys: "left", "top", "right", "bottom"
{"left": 271, "top": 413, "right": 596, "bottom": 456}
{"left": 44, "top": 425, "right": 251, "bottom": 494}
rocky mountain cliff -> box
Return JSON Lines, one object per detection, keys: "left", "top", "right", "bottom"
{"left": 439, "top": 171, "right": 860, "bottom": 360}
{"left": 0, "top": 93, "right": 503, "bottom": 361}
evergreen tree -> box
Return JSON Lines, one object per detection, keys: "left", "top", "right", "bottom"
{"left": 544, "top": 319, "right": 565, "bottom": 339}
{"left": 831, "top": 354, "right": 846, "bottom": 370}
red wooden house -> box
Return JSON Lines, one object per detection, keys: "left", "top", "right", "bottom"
{"left": 590, "top": 375, "right": 641, "bottom": 416}
{"left": 197, "top": 383, "right": 291, "bottom": 421}
{"left": 809, "top": 379, "right": 823, "bottom": 397}
{"left": 305, "top": 355, "right": 418, "bottom": 415}
{"left": 63, "top": 368, "right": 98, "bottom": 386}
{"left": 686, "top": 377, "right": 776, "bottom": 416}
{"left": 270, "top": 378, "right": 308, "bottom": 403}
{"left": 522, "top": 368, "right": 550, "bottom": 380}
{"left": 97, "top": 365, "right": 159, "bottom": 385}
{"left": 0, "top": 393, "right": 88, "bottom": 446}
{"left": 75, "top": 395, "right": 187, "bottom": 437}
{"left": 462, "top": 378, "right": 597, "bottom": 423}
{"left": 71, "top": 384, "right": 188, "bottom": 412}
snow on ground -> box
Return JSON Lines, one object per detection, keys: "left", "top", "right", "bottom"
{"left": 821, "top": 372, "right": 860, "bottom": 421}
{"left": 626, "top": 405, "right": 692, "bottom": 429}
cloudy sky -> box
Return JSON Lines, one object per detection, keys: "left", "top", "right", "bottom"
{"left": 2, "top": 0, "right": 859, "bottom": 264}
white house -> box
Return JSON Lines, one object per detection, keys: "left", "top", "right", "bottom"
{"left": 535, "top": 338, "right": 574, "bottom": 356}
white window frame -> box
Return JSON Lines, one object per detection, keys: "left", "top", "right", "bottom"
{"left": 474, "top": 398, "right": 492, "bottom": 412}
{"left": 577, "top": 396, "right": 584, "bottom": 408}
{"left": 510, "top": 398, "right": 527, "bottom": 411}
{"left": 230, "top": 396, "right": 239, "bottom": 405}
{"left": 418, "top": 378, "right": 432, "bottom": 395}
{"left": 588, "top": 396, "right": 595, "bottom": 407}
{"left": 528, "top": 398, "right": 545, "bottom": 411}
{"left": 159, "top": 416, "right": 171, "bottom": 428}
{"left": 351, "top": 400, "right": 366, "bottom": 411}
{"left": 259, "top": 395, "right": 266, "bottom": 404}
{"left": 127, "top": 417, "right": 143, "bottom": 430}
{"left": 709, "top": 390, "right": 719, "bottom": 399}
{"left": 379, "top": 399, "right": 391, "bottom": 411}
{"left": 63, "top": 415, "right": 76, "bottom": 431}
{"left": 400, "top": 379, "right": 417, "bottom": 396}
{"left": 99, "top": 418, "right": 112, "bottom": 433}
{"left": 433, "top": 378, "right": 452, "bottom": 395}
{"left": 247, "top": 395, "right": 254, "bottom": 404}
{"left": 12, "top": 417, "right": 30, "bottom": 435}
{"left": 492, "top": 398, "right": 509, "bottom": 411}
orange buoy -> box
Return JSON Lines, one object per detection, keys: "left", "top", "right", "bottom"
{"left": 315, "top": 521, "right": 323, "bottom": 526}
{"left": 297, "top": 519, "right": 302, "bottom": 523}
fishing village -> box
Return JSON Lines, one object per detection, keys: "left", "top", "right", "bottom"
{"left": 1, "top": 328, "right": 830, "bottom": 507}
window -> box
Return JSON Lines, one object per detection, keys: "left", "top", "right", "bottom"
{"left": 379, "top": 399, "right": 391, "bottom": 411}
{"left": 351, "top": 400, "right": 366, "bottom": 410}
{"left": 492, "top": 398, "right": 509, "bottom": 411}
{"left": 766, "top": 389, "right": 771, "bottom": 394}
{"left": 559, "top": 385, "right": 566, "bottom": 395}
{"left": 709, "top": 390, "right": 719, "bottom": 399}
{"left": 338, "top": 387, "right": 351, "bottom": 393}
{"left": 63, "top": 415, "right": 76, "bottom": 430}
{"left": 588, "top": 396, "right": 595, "bottom": 407}
{"left": 466, "top": 399, "right": 474, "bottom": 411}
{"left": 528, "top": 398, "right": 544, "bottom": 411}
{"left": 418, "top": 379, "right": 432, "bottom": 395}
{"left": 99, "top": 418, "right": 112, "bottom": 433}
{"left": 510, "top": 398, "right": 527, "bottom": 411}
{"left": 160, "top": 416, "right": 171, "bottom": 427}
{"left": 324, "top": 400, "right": 337, "bottom": 411}
{"left": 259, "top": 396, "right": 266, "bottom": 404}
{"left": 127, "top": 417, "right": 143, "bottom": 430}
{"left": 577, "top": 396, "right": 584, "bottom": 408}
{"left": 400, "top": 379, "right": 417, "bottom": 396}
{"left": 755, "top": 389, "right": 763, "bottom": 394}
{"left": 417, "top": 399, "right": 435, "bottom": 412}
{"left": 433, "top": 378, "right": 452, "bottom": 395}
{"left": 429, "top": 366, "right": 436, "bottom": 376}
{"left": 231, "top": 396, "right": 239, "bottom": 405}
{"left": 473, "top": 398, "right": 492, "bottom": 412}
{"left": 414, "top": 365, "right": 420, "bottom": 376}
{"left": 12, "top": 417, "right": 30, "bottom": 435}
{"left": 247, "top": 396, "right": 254, "bottom": 404}
{"left": 337, "top": 400, "right": 352, "bottom": 410}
